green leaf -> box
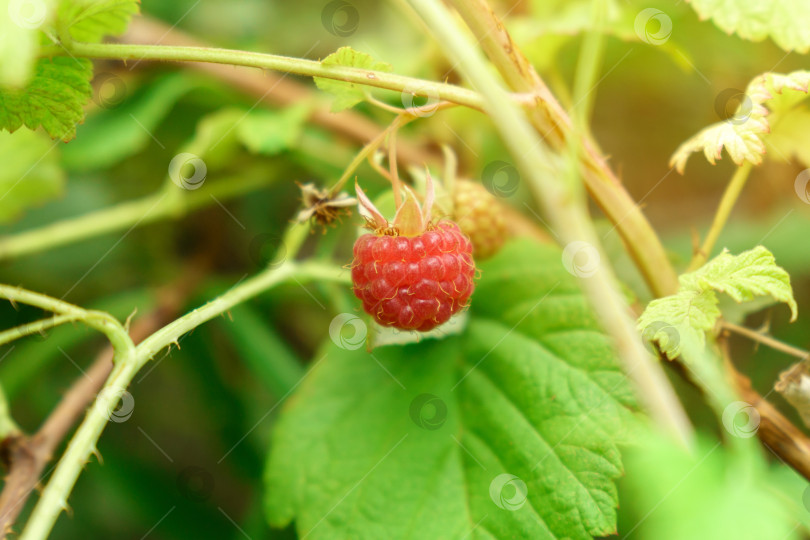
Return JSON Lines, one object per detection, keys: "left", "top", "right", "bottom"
{"left": 236, "top": 103, "right": 311, "bottom": 155}
{"left": 622, "top": 434, "right": 801, "bottom": 539}
{"left": 747, "top": 71, "right": 810, "bottom": 112}
{"left": 63, "top": 72, "right": 198, "bottom": 170}
{"left": 682, "top": 246, "right": 798, "bottom": 320}
{"left": 0, "top": 129, "right": 64, "bottom": 223}
{"left": 671, "top": 70, "right": 810, "bottom": 172}
{"left": 670, "top": 121, "right": 766, "bottom": 172}
{"left": 637, "top": 289, "right": 720, "bottom": 359}
{"left": 0, "top": 56, "right": 93, "bottom": 141}
{"left": 766, "top": 106, "right": 810, "bottom": 168}
{"left": 638, "top": 246, "right": 797, "bottom": 359}
{"left": 313, "top": 47, "right": 392, "bottom": 112}
{"left": 58, "top": 0, "right": 140, "bottom": 43}
{"left": 686, "top": 0, "right": 810, "bottom": 53}
{"left": 0, "top": 0, "right": 44, "bottom": 87}
{"left": 265, "top": 240, "right": 639, "bottom": 539}
{"left": 509, "top": 0, "right": 642, "bottom": 71}
{"left": 218, "top": 305, "right": 304, "bottom": 399}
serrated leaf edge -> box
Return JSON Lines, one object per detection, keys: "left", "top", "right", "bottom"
{"left": 638, "top": 246, "right": 798, "bottom": 359}
{"left": 671, "top": 70, "right": 810, "bottom": 173}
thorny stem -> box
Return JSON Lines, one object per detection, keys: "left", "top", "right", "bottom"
{"left": 51, "top": 28, "right": 678, "bottom": 298}
{"left": 0, "top": 171, "right": 274, "bottom": 262}
{"left": 133, "top": 262, "right": 347, "bottom": 361}
{"left": 0, "top": 286, "right": 133, "bottom": 357}
{"left": 0, "top": 313, "right": 168, "bottom": 535}
{"left": 52, "top": 41, "right": 489, "bottom": 110}
{"left": 446, "top": 0, "right": 679, "bottom": 298}
{"left": 0, "top": 314, "right": 83, "bottom": 347}
{"left": 18, "top": 260, "right": 349, "bottom": 540}
{"left": 408, "top": 0, "right": 693, "bottom": 447}
{"left": 688, "top": 163, "right": 754, "bottom": 271}
{"left": 19, "top": 359, "right": 136, "bottom": 540}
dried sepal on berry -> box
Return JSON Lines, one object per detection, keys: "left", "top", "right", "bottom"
{"left": 351, "top": 173, "right": 476, "bottom": 332}
{"left": 355, "top": 171, "right": 436, "bottom": 236}
{"left": 355, "top": 180, "right": 389, "bottom": 231}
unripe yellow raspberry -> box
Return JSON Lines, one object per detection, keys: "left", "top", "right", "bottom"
{"left": 452, "top": 180, "right": 507, "bottom": 260}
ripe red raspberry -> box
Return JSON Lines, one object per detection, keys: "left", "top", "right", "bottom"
{"left": 351, "top": 222, "right": 475, "bottom": 331}
{"left": 350, "top": 174, "right": 476, "bottom": 332}
{"left": 453, "top": 179, "right": 506, "bottom": 260}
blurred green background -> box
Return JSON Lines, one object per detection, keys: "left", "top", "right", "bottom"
{"left": 1, "top": 0, "right": 809, "bottom": 538}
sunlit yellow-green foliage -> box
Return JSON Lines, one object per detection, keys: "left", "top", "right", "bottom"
{"left": 1, "top": 1, "right": 810, "bottom": 539}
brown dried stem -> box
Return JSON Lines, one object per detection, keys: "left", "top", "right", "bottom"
{"left": 447, "top": 0, "right": 679, "bottom": 298}
{"left": 0, "top": 269, "right": 195, "bottom": 538}
{"left": 0, "top": 316, "right": 158, "bottom": 537}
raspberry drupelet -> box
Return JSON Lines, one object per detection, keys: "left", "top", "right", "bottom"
{"left": 352, "top": 222, "right": 475, "bottom": 331}
{"left": 350, "top": 175, "right": 476, "bottom": 332}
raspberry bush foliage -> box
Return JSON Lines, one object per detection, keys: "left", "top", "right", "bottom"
{"left": 1, "top": 2, "right": 810, "bottom": 540}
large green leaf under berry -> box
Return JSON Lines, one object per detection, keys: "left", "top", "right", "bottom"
{"left": 264, "top": 239, "right": 640, "bottom": 539}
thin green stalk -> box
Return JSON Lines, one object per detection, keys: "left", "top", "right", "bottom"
{"left": 134, "top": 261, "right": 346, "bottom": 361}
{"left": 280, "top": 221, "right": 311, "bottom": 263}
{"left": 19, "top": 260, "right": 348, "bottom": 540}
{"left": 0, "top": 384, "right": 20, "bottom": 439}
{"left": 19, "top": 357, "right": 136, "bottom": 540}
{"left": 51, "top": 41, "right": 486, "bottom": 112}
{"left": 329, "top": 116, "right": 414, "bottom": 196}
{"left": 447, "top": 0, "right": 679, "bottom": 298}
{"left": 441, "top": 144, "right": 457, "bottom": 202}
{"left": 0, "top": 314, "right": 82, "bottom": 347}
{"left": 0, "top": 286, "right": 133, "bottom": 355}
{"left": 680, "top": 340, "right": 760, "bottom": 462}
{"left": 720, "top": 320, "right": 809, "bottom": 360}
{"left": 407, "top": 0, "right": 693, "bottom": 447}
{"left": 688, "top": 162, "right": 753, "bottom": 271}
{"left": 571, "top": 0, "right": 607, "bottom": 130}
{"left": 565, "top": 0, "right": 607, "bottom": 203}
{"left": 0, "top": 171, "right": 273, "bottom": 261}
{"left": 389, "top": 119, "right": 403, "bottom": 207}
{"left": 332, "top": 129, "right": 386, "bottom": 194}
